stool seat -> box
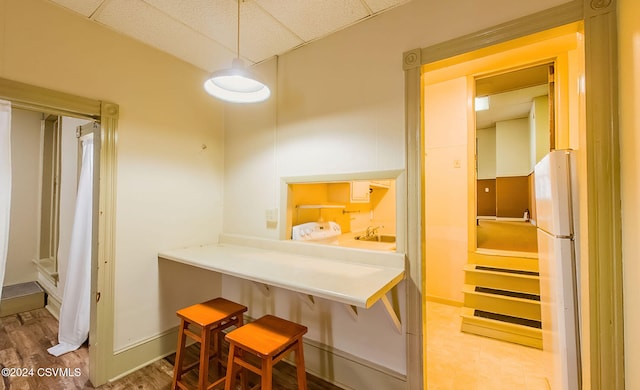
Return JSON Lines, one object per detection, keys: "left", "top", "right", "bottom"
{"left": 172, "top": 298, "right": 247, "bottom": 390}
{"left": 224, "top": 315, "right": 308, "bottom": 390}
{"left": 176, "top": 298, "right": 247, "bottom": 327}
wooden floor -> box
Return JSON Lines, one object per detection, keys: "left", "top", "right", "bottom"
{"left": 0, "top": 308, "right": 344, "bottom": 390}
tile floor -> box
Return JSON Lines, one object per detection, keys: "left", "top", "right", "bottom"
{"left": 426, "top": 301, "right": 550, "bottom": 390}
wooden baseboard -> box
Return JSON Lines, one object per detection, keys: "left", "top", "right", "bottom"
{"left": 108, "top": 325, "right": 407, "bottom": 389}
{"left": 425, "top": 295, "right": 463, "bottom": 307}
{"left": 301, "top": 338, "right": 406, "bottom": 390}
{"left": 45, "top": 293, "right": 62, "bottom": 320}
{"left": 110, "top": 327, "right": 180, "bottom": 381}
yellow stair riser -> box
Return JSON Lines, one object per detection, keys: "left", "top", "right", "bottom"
{"left": 463, "top": 293, "right": 541, "bottom": 321}
{"left": 461, "top": 318, "right": 542, "bottom": 349}
{"left": 464, "top": 272, "right": 540, "bottom": 294}
{"left": 469, "top": 252, "right": 539, "bottom": 272}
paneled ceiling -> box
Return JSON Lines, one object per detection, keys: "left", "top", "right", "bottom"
{"left": 48, "top": 0, "right": 410, "bottom": 73}
{"left": 476, "top": 64, "right": 551, "bottom": 129}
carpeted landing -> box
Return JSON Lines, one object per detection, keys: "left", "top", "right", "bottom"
{"left": 476, "top": 220, "right": 538, "bottom": 253}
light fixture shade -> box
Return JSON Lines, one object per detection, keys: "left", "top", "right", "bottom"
{"left": 204, "top": 58, "right": 271, "bottom": 103}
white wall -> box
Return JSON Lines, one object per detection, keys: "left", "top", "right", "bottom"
{"left": 6, "top": 108, "right": 40, "bottom": 286}
{"left": 619, "top": 0, "right": 640, "bottom": 388}
{"left": 0, "top": 0, "right": 226, "bottom": 355}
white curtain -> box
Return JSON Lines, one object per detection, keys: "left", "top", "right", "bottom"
{"left": 48, "top": 135, "right": 93, "bottom": 357}
{"left": 0, "top": 100, "right": 11, "bottom": 302}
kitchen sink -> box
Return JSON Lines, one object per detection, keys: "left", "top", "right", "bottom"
{"left": 354, "top": 234, "right": 396, "bottom": 243}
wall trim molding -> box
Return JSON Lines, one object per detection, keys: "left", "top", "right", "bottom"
{"left": 425, "top": 296, "right": 463, "bottom": 307}
{"left": 582, "top": 0, "right": 624, "bottom": 388}
{"left": 110, "top": 327, "right": 180, "bottom": 382}
{"left": 419, "top": 1, "right": 583, "bottom": 66}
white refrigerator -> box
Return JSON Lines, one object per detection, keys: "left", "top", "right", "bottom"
{"left": 534, "top": 150, "right": 581, "bottom": 390}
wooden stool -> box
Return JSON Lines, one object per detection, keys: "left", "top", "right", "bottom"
{"left": 172, "top": 298, "right": 247, "bottom": 390}
{"left": 224, "top": 314, "right": 308, "bottom": 390}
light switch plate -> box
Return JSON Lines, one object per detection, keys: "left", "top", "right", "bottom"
{"left": 265, "top": 208, "right": 278, "bottom": 223}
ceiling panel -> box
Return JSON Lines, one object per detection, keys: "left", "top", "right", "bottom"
{"left": 95, "top": 0, "right": 235, "bottom": 71}
{"left": 239, "top": 3, "right": 305, "bottom": 63}
{"left": 476, "top": 84, "right": 548, "bottom": 129}
{"left": 49, "top": 0, "right": 104, "bottom": 17}
{"left": 47, "top": 0, "right": 411, "bottom": 72}
{"left": 363, "top": 0, "right": 409, "bottom": 14}
{"left": 143, "top": 0, "right": 237, "bottom": 50}
{"left": 256, "top": 0, "right": 370, "bottom": 41}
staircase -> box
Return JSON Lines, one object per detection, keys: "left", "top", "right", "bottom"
{"left": 461, "top": 252, "right": 542, "bottom": 349}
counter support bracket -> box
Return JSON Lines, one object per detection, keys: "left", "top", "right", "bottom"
{"left": 252, "top": 282, "right": 271, "bottom": 297}
{"left": 298, "top": 293, "right": 315, "bottom": 309}
{"left": 380, "top": 293, "right": 402, "bottom": 334}
{"left": 344, "top": 304, "right": 358, "bottom": 321}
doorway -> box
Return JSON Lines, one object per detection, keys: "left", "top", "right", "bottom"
{"left": 0, "top": 77, "right": 118, "bottom": 386}
{"left": 474, "top": 63, "right": 553, "bottom": 254}
{"left": 421, "top": 24, "right": 585, "bottom": 389}
{"left": 5, "top": 109, "right": 96, "bottom": 315}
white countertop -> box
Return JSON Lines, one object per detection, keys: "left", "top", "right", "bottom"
{"left": 158, "top": 235, "right": 405, "bottom": 309}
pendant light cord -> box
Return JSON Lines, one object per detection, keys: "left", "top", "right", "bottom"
{"left": 236, "top": 0, "right": 241, "bottom": 60}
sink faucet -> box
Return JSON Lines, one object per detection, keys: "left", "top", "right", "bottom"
{"left": 365, "top": 225, "right": 383, "bottom": 239}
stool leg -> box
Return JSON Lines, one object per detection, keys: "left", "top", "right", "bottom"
{"left": 199, "top": 326, "right": 211, "bottom": 390}
{"left": 294, "top": 339, "right": 308, "bottom": 390}
{"left": 172, "top": 319, "right": 188, "bottom": 389}
{"left": 215, "top": 329, "right": 223, "bottom": 377}
{"left": 261, "top": 357, "right": 273, "bottom": 390}
{"left": 224, "top": 344, "right": 237, "bottom": 390}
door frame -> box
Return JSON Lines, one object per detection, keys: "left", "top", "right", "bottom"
{"left": 404, "top": 0, "right": 623, "bottom": 388}
{"left": 0, "top": 77, "right": 118, "bottom": 386}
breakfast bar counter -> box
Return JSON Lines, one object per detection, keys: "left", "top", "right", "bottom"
{"left": 158, "top": 234, "right": 406, "bottom": 331}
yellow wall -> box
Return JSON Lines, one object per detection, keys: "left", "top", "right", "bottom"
{"left": 424, "top": 76, "right": 470, "bottom": 303}
{"left": 290, "top": 181, "right": 396, "bottom": 235}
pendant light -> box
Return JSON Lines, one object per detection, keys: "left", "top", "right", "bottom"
{"left": 203, "top": 0, "right": 271, "bottom": 103}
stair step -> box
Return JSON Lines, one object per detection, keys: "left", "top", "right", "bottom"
{"left": 464, "top": 264, "right": 540, "bottom": 294}
{"left": 0, "top": 281, "right": 45, "bottom": 317}
{"left": 469, "top": 252, "right": 539, "bottom": 273}
{"left": 474, "top": 286, "right": 540, "bottom": 301}
{"left": 463, "top": 284, "right": 541, "bottom": 321}
{"left": 474, "top": 265, "right": 539, "bottom": 277}
{"left": 474, "top": 309, "right": 541, "bottom": 329}
{"left": 460, "top": 307, "right": 542, "bottom": 349}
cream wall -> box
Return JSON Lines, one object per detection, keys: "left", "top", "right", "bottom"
{"left": 0, "top": 0, "right": 586, "bottom": 383}
{"left": 38, "top": 117, "right": 91, "bottom": 306}
{"left": 6, "top": 108, "right": 40, "bottom": 286}
{"left": 496, "top": 118, "right": 531, "bottom": 176}
{"left": 477, "top": 127, "right": 497, "bottom": 180}
{"left": 0, "top": 0, "right": 226, "bottom": 359}
{"left": 619, "top": 0, "right": 640, "bottom": 388}
{"left": 531, "top": 95, "right": 550, "bottom": 167}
